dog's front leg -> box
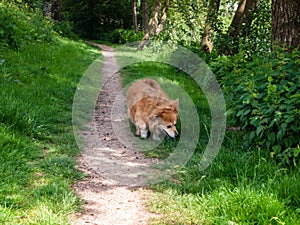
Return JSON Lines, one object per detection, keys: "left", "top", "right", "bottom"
{"left": 152, "top": 133, "right": 162, "bottom": 141}
{"left": 135, "top": 119, "right": 148, "bottom": 138}
{"left": 150, "top": 126, "right": 162, "bottom": 141}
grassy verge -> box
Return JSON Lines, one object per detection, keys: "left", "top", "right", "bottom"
{"left": 0, "top": 38, "right": 100, "bottom": 224}
{"left": 120, "top": 61, "right": 300, "bottom": 224}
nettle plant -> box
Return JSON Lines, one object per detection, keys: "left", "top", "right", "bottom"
{"left": 213, "top": 47, "right": 300, "bottom": 166}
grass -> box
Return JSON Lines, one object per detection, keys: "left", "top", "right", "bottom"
{"left": 0, "top": 38, "right": 101, "bottom": 224}
{"left": 119, "top": 59, "right": 300, "bottom": 224}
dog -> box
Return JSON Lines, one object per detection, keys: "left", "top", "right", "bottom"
{"left": 126, "top": 78, "right": 179, "bottom": 140}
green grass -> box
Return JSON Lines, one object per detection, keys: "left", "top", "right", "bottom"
{"left": 0, "top": 38, "right": 101, "bottom": 224}
{"left": 119, "top": 61, "right": 300, "bottom": 224}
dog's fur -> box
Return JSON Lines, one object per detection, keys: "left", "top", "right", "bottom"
{"left": 126, "top": 78, "right": 179, "bottom": 140}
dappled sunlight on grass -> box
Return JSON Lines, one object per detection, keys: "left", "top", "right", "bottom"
{"left": 0, "top": 37, "right": 100, "bottom": 224}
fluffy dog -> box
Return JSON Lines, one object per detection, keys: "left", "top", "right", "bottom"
{"left": 126, "top": 78, "right": 179, "bottom": 140}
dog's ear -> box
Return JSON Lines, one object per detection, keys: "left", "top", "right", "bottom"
{"left": 172, "top": 99, "right": 179, "bottom": 111}
{"left": 150, "top": 109, "right": 161, "bottom": 120}
{"left": 150, "top": 114, "right": 158, "bottom": 120}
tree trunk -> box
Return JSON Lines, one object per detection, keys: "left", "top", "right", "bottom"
{"left": 271, "top": 0, "right": 300, "bottom": 51}
{"left": 200, "top": 0, "right": 221, "bottom": 54}
{"left": 132, "top": 0, "right": 138, "bottom": 32}
{"left": 43, "top": 0, "right": 62, "bottom": 22}
{"left": 137, "top": 0, "right": 160, "bottom": 50}
{"left": 149, "top": 0, "right": 162, "bottom": 37}
{"left": 155, "top": 0, "right": 170, "bottom": 37}
{"left": 227, "top": 0, "right": 247, "bottom": 39}
{"left": 218, "top": 0, "right": 259, "bottom": 55}
{"left": 228, "top": 0, "right": 258, "bottom": 39}
{"left": 142, "top": 0, "right": 149, "bottom": 32}
{"left": 137, "top": 0, "right": 170, "bottom": 50}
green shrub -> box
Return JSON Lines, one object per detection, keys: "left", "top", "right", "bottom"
{"left": 53, "top": 20, "right": 79, "bottom": 40}
{"left": 109, "top": 29, "right": 143, "bottom": 44}
{"left": 159, "top": 0, "right": 205, "bottom": 50}
{"left": 0, "top": 2, "right": 53, "bottom": 49}
{"left": 211, "top": 48, "right": 300, "bottom": 166}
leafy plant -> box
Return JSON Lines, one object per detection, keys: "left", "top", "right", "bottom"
{"left": 212, "top": 47, "right": 300, "bottom": 166}
{"left": 109, "top": 29, "right": 144, "bottom": 44}
{"left": 0, "top": 2, "right": 53, "bottom": 49}
{"left": 160, "top": 0, "right": 205, "bottom": 49}
{"left": 53, "top": 20, "right": 79, "bottom": 40}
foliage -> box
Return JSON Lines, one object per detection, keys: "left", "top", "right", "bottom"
{"left": 63, "top": 0, "right": 132, "bottom": 39}
{"left": 214, "top": 0, "right": 272, "bottom": 56}
{"left": 109, "top": 29, "right": 144, "bottom": 44}
{"left": 0, "top": 2, "right": 54, "bottom": 49}
{"left": 160, "top": 0, "right": 205, "bottom": 48}
{"left": 53, "top": 20, "right": 79, "bottom": 40}
{"left": 211, "top": 48, "right": 300, "bottom": 166}
{"left": 239, "top": 0, "right": 272, "bottom": 55}
{"left": 3, "top": 0, "right": 43, "bottom": 9}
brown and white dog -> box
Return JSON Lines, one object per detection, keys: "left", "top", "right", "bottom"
{"left": 126, "top": 78, "right": 179, "bottom": 140}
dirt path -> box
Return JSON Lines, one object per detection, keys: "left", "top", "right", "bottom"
{"left": 72, "top": 43, "right": 159, "bottom": 225}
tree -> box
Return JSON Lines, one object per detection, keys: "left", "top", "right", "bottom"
{"left": 137, "top": 0, "right": 170, "bottom": 50}
{"left": 43, "top": 0, "right": 62, "bottom": 22}
{"left": 200, "top": 0, "right": 221, "bottom": 53}
{"left": 142, "top": 0, "right": 149, "bottom": 32}
{"left": 271, "top": 0, "right": 300, "bottom": 51}
{"left": 218, "top": 0, "right": 259, "bottom": 55}
{"left": 132, "top": 0, "right": 138, "bottom": 32}
{"left": 227, "top": 0, "right": 258, "bottom": 41}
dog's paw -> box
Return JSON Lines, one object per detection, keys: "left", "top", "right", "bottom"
{"left": 140, "top": 129, "right": 148, "bottom": 138}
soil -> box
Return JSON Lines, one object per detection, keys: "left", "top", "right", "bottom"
{"left": 72, "top": 42, "right": 160, "bottom": 225}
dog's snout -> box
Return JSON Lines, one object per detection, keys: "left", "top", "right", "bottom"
{"left": 168, "top": 128, "right": 179, "bottom": 139}
{"left": 174, "top": 130, "right": 179, "bottom": 138}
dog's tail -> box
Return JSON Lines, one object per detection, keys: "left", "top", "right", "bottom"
{"left": 143, "top": 79, "right": 160, "bottom": 89}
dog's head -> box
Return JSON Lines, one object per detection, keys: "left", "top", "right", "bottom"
{"left": 150, "top": 99, "right": 179, "bottom": 139}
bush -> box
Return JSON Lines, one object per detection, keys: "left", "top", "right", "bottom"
{"left": 53, "top": 20, "right": 79, "bottom": 40}
{"left": 211, "top": 48, "right": 300, "bottom": 166}
{"left": 0, "top": 2, "right": 53, "bottom": 49}
{"left": 109, "top": 29, "right": 144, "bottom": 44}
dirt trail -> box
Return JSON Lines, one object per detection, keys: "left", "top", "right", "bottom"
{"left": 72, "top": 43, "right": 159, "bottom": 225}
